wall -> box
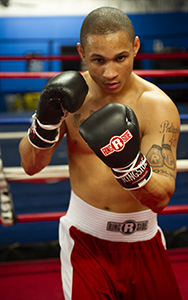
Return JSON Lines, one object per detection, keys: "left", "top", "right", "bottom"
{"left": 0, "top": 13, "right": 187, "bottom": 55}
{"left": 0, "top": 0, "right": 188, "bottom": 16}
{"left": 0, "top": 12, "right": 188, "bottom": 111}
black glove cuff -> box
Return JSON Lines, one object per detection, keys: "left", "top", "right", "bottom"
{"left": 112, "top": 152, "right": 152, "bottom": 190}
{"left": 28, "top": 119, "right": 59, "bottom": 149}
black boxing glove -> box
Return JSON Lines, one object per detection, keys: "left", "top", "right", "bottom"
{"left": 79, "top": 103, "right": 152, "bottom": 190}
{"left": 28, "top": 71, "right": 88, "bottom": 149}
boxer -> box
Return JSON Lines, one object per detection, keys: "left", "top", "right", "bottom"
{"left": 19, "top": 7, "right": 182, "bottom": 300}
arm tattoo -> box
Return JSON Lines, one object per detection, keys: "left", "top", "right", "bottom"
{"left": 159, "top": 120, "right": 179, "bottom": 148}
{"left": 146, "top": 120, "right": 179, "bottom": 171}
{"left": 152, "top": 169, "right": 175, "bottom": 180}
{"left": 159, "top": 120, "right": 179, "bottom": 136}
{"left": 73, "top": 110, "right": 95, "bottom": 128}
{"left": 73, "top": 113, "right": 82, "bottom": 128}
{"left": 146, "top": 135, "right": 176, "bottom": 171}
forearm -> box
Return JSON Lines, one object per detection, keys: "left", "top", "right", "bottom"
{"left": 19, "top": 136, "right": 55, "bottom": 175}
{"left": 130, "top": 172, "right": 175, "bottom": 213}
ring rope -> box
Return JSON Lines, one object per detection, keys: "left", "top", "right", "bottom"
{"left": 0, "top": 55, "right": 81, "bottom": 61}
{"left": 4, "top": 165, "right": 70, "bottom": 182}
{"left": 1, "top": 204, "right": 188, "bottom": 225}
{"left": 0, "top": 132, "right": 27, "bottom": 140}
{"left": 0, "top": 117, "right": 33, "bottom": 124}
{"left": 0, "top": 69, "right": 188, "bottom": 79}
{"left": 0, "top": 123, "right": 187, "bottom": 140}
{"left": 0, "top": 52, "right": 188, "bottom": 61}
{"left": 2, "top": 159, "right": 188, "bottom": 186}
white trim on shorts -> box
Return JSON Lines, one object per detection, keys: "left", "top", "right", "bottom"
{"left": 61, "top": 190, "right": 159, "bottom": 243}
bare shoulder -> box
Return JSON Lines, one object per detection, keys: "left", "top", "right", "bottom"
{"left": 136, "top": 80, "right": 180, "bottom": 134}
{"left": 80, "top": 70, "right": 89, "bottom": 83}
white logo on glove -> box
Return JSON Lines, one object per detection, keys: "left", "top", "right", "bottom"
{"left": 100, "top": 129, "right": 133, "bottom": 157}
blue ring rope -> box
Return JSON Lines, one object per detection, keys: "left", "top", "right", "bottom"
{"left": 0, "top": 118, "right": 33, "bottom": 124}
{"left": 180, "top": 114, "right": 188, "bottom": 120}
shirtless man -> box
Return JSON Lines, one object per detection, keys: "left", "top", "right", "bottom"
{"left": 19, "top": 7, "right": 182, "bottom": 300}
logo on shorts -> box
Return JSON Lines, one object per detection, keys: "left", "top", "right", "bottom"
{"left": 106, "top": 219, "right": 148, "bottom": 235}
{"left": 100, "top": 129, "right": 133, "bottom": 157}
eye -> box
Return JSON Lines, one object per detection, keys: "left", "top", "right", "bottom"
{"left": 116, "top": 56, "right": 126, "bottom": 62}
{"left": 93, "top": 58, "right": 105, "bottom": 64}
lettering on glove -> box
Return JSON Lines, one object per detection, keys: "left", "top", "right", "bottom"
{"left": 112, "top": 152, "right": 152, "bottom": 190}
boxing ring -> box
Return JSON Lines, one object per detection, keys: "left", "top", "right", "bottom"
{"left": 0, "top": 52, "right": 188, "bottom": 300}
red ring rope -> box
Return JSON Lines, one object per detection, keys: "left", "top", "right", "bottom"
{"left": 0, "top": 205, "right": 188, "bottom": 224}
{"left": 0, "top": 55, "right": 81, "bottom": 61}
{"left": 0, "top": 52, "right": 188, "bottom": 61}
{"left": 0, "top": 70, "right": 188, "bottom": 79}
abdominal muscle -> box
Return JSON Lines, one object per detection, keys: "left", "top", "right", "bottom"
{"left": 68, "top": 151, "right": 148, "bottom": 213}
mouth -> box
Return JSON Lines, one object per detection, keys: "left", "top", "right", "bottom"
{"left": 105, "top": 82, "right": 119, "bottom": 90}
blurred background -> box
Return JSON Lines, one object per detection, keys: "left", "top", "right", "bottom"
{"left": 0, "top": 0, "right": 188, "bottom": 261}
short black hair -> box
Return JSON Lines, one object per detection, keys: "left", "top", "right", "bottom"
{"left": 80, "top": 7, "right": 135, "bottom": 49}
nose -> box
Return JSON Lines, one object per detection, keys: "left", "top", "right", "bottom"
{"left": 103, "top": 62, "right": 118, "bottom": 80}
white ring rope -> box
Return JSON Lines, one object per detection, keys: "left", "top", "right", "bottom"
{"left": 4, "top": 165, "right": 70, "bottom": 182}
{"left": 2, "top": 159, "right": 188, "bottom": 184}
{"left": 0, "top": 124, "right": 188, "bottom": 140}
{"left": 0, "top": 131, "right": 27, "bottom": 140}
{"left": 180, "top": 124, "right": 188, "bottom": 132}
{"left": 1, "top": 123, "right": 188, "bottom": 182}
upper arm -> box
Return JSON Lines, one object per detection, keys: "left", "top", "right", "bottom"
{"left": 139, "top": 94, "right": 180, "bottom": 183}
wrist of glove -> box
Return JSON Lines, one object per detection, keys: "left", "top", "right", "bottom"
{"left": 27, "top": 71, "right": 88, "bottom": 149}
{"left": 112, "top": 152, "right": 152, "bottom": 190}
{"left": 28, "top": 112, "right": 67, "bottom": 149}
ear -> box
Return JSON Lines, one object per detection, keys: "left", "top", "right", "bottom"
{"left": 77, "top": 43, "right": 85, "bottom": 62}
{"left": 133, "top": 36, "right": 140, "bottom": 57}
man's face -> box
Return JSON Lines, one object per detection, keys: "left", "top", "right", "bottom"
{"left": 79, "top": 31, "right": 139, "bottom": 94}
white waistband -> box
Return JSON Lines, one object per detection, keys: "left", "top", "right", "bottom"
{"left": 63, "top": 190, "right": 158, "bottom": 242}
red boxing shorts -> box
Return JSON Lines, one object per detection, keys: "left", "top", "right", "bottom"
{"left": 59, "top": 190, "right": 182, "bottom": 300}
